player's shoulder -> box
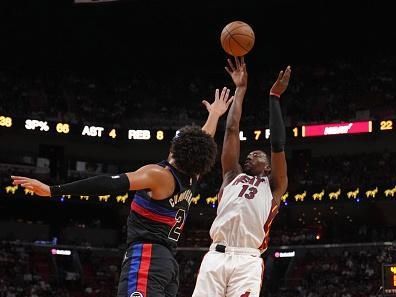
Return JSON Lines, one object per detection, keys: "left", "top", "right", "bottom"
{"left": 221, "top": 171, "right": 244, "bottom": 189}
{"left": 141, "top": 164, "right": 166, "bottom": 171}
{"left": 138, "top": 164, "right": 174, "bottom": 179}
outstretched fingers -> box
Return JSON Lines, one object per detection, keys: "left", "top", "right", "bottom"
{"left": 202, "top": 100, "right": 211, "bottom": 111}
{"left": 234, "top": 56, "right": 241, "bottom": 69}
{"left": 282, "top": 66, "right": 291, "bottom": 83}
{"left": 227, "top": 58, "right": 236, "bottom": 72}
{"left": 21, "top": 183, "right": 34, "bottom": 190}
{"left": 226, "top": 95, "right": 234, "bottom": 107}
{"left": 11, "top": 175, "right": 29, "bottom": 181}
{"left": 277, "top": 70, "right": 284, "bottom": 82}
{"left": 214, "top": 88, "right": 220, "bottom": 100}
{"left": 238, "top": 56, "right": 246, "bottom": 72}
{"left": 219, "top": 87, "right": 228, "bottom": 101}
{"left": 12, "top": 177, "right": 31, "bottom": 185}
{"left": 221, "top": 88, "right": 230, "bottom": 102}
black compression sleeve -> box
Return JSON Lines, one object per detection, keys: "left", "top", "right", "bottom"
{"left": 269, "top": 95, "right": 286, "bottom": 152}
{"left": 50, "top": 174, "right": 130, "bottom": 197}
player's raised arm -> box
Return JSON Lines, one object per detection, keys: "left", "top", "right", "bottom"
{"left": 269, "top": 66, "right": 291, "bottom": 204}
{"left": 11, "top": 165, "right": 175, "bottom": 200}
{"left": 201, "top": 87, "right": 234, "bottom": 137}
{"left": 221, "top": 57, "right": 247, "bottom": 180}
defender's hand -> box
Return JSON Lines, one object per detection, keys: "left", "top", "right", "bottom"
{"left": 202, "top": 87, "right": 234, "bottom": 117}
{"left": 11, "top": 176, "right": 51, "bottom": 197}
{"left": 270, "top": 66, "right": 291, "bottom": 97}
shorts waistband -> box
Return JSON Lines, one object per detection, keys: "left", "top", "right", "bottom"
{"left": 210, "top": 243, "right": 261, "bottom": 257}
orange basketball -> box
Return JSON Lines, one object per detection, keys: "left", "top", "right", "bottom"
{"left": 220, "top": 21, "right": 255, "bottom": 56}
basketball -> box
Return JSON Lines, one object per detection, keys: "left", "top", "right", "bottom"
{"left": 220, "top": 21, "right": 255, "bottom": 57}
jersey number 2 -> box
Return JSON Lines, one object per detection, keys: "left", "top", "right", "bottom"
{"left": 168, "top": 209, "right": 186, "bottom": 241}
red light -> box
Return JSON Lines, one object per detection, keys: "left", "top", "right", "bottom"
{"left": 302, "top": 121, "right": 372, "bottom": 137}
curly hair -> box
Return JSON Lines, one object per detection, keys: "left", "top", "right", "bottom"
{"left": 170, "top": 125, "right": 217, "bottom": 176}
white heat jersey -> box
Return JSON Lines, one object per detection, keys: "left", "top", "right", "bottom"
{"left": 209, "top": 173, "right": 279, "bottom": 251}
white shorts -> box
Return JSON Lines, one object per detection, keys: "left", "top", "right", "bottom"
{"left": 192, "top": 244, "right": 264, "bottom": 297}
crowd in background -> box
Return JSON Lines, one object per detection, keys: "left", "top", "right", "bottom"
{"left": 0, "top": 54, "right": 394, "bottom": 129}
{"left": 176, "top": 151, "right": 396, "bottom": 198}
{"left": 268, "top": 247, "right": 396, "bottom": 297}
{"left": 1, "top": 241, "right": 395, "bottom": 297}
{"left": 289, "top": 151, "right": 396, "bottom": 191}
{"left": 0, "top": 243, "right": 70, "bottom": 297}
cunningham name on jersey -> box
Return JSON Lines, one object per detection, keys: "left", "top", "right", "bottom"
{"left": 169, "top": 189, "right": 193, "bottom": 208}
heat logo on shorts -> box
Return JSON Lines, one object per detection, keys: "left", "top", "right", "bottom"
{"left": 240, "top": 291, "right": 251, "bottom": 297}
{"left": 130, "top": 292, "right": 143, "bottom": 297}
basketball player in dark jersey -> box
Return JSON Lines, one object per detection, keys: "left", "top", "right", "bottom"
{"left": 12, "top": 87, "right": 234, "bottom": 297}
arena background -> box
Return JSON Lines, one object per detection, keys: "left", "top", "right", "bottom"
{"left": 0, "top": 0, "right": 395, "bottom": 296}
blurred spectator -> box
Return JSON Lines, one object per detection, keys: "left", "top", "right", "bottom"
{"left": 0, "top": 55, "right": 394, "bottom": 129}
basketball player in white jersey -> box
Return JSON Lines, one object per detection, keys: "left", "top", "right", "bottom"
{"left": 192, "top": 57, "right": 291, "bottom": 297}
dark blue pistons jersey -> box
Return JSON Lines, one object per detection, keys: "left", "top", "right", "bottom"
{"left": 127, "top": 160, "right": 197, "bottom": 253}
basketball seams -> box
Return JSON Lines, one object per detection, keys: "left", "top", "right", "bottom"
{"left": 230, "top": 34, "right": 255, "bottom": 53}
{"left": 225, "top": 27, "right": 248, "bottom": 54}
{"left": 230, "top": 33, "right": 255, "bottom": 39}
{"left": 225, "top": 23, "right": 250, "bottom": 35}
{"left": 228, "top": 33, "right": 249, "bottom": 53}
{"left": 221, "top": 22, "right": 255, "bottom": 56}
{"left": 228, "top": 30, "right": 234, "bottom": 56}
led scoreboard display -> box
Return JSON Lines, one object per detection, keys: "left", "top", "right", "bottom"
{"left": 0, "top": 115, "right": 394, "bottom": 142}
{"left": 302, "top": 121, "right": 372, "bottom": 137}
{"left": 383, "top": 264, "right": 396, "bottom": 296}
{"left": 302, "top": 120, "right": 393, "bottom": 137}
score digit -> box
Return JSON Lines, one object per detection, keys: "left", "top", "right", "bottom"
{"left": 254, "top": 130, "right": 261, "bottom": 140}
{"left": 156, "top": 130, "right": 164, "bottom": 140}
{"left": 109, "top": 129, "right": 117, "bottom": 139}
{"left": 293, "top": 127, "right": 299, "bottom": 137}
{"left": 56, "top": 123, "right": 70, "bottom": 134}
{"left": 380, "top": 120, "right": 393, "bottom": 131}
{"left": 0, "top": 116, "right": 12, "bottom": 128}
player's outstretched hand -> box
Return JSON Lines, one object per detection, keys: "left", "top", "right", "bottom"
{"left": 11, "top": 176, "right": 51, "bottom": 197}
{"left": 225, "top": 56, "right": 247, "bottom": 88}
{"left": 202, "top": 87, "right": 234, "bottom": 117}
{"left": 270, "top": 66, "right": 291, "bottom": 97}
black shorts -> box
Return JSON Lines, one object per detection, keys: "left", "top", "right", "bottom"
{"left": 117, "top": 243, "right": 179, "bottom": 297}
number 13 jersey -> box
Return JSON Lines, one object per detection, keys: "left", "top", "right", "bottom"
{"left": 210, "top": 173, "right": 279, "bottom": 251}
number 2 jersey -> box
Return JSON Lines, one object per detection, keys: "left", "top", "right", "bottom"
{"left": 127, "top": 160, "right": 196, "bottom": 253}
{"left": 209, "top": 173, "right": 279, "bottom": 252}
